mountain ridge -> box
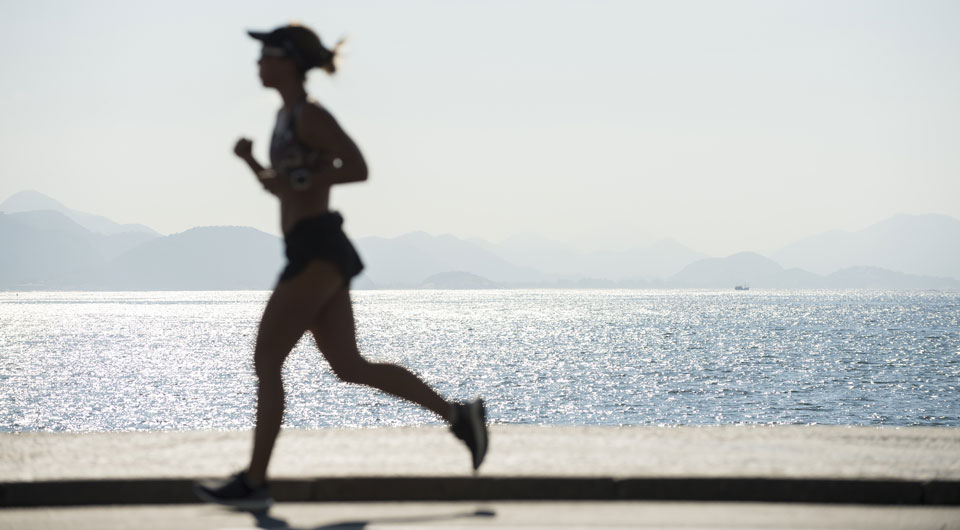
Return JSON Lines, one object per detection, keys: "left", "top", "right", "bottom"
{"left": 671, "top": 252, "right": 959, "bottom": 290}
{"left": 772, "top": 213, "right": 960, "bottom": 279}
{"left": 1, "top": 190, "right": 957, "bottom": 290}
{"left": 0, "top": 190, "right": 159, "bottom": 237}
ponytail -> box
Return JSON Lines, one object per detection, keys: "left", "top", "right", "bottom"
{"left": 318, "top": 38, "right": 346, "bottom": 75}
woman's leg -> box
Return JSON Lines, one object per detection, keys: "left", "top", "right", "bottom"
{"left": 246, "top": 261, "right": 345, "bottom": 486}
{"left": 311, "top": 288, "right": 450, "bottom": 418}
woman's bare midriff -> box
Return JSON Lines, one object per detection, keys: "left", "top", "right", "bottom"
{"left": 279, "top": 186, "right": 331, "bottom": 235}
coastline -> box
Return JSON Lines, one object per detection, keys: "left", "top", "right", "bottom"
{"left": 3, "top": 425, "right": 959, "bottom": 506}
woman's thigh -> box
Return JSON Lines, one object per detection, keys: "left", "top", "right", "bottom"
{"left": 255, "top": 260, "right": 345, "bottom": 373}
{"left": 311, "top": 288, "right": 361, "bottom": 365}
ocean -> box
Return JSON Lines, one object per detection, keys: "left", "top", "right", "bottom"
{"left": 1, "top": 289, "right": 958, "bottom": 432}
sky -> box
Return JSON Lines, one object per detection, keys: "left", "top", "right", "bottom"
{"left": 1, "top": 0, "right": 958, "bottom": 256}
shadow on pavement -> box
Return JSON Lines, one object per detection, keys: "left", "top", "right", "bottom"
{"left": 247, "top": 508, "right": 497, "bottom": 529}
{"left": 251, "top": 509, "right": 291, "bottom": 528}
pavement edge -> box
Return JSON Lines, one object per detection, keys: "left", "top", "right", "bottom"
{"left": 2, "top": 478, "right": 959, "bottom": 507}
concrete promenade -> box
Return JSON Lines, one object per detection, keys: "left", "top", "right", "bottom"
{"left": 5, "top": 501, "right": 960, "bottom": 529}
{"left": 2, "top": 426, "right": 959, "bottom": 507}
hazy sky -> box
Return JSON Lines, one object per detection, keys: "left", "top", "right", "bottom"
{"left": 1, "top": 0, "right": 958, "bottom": 255}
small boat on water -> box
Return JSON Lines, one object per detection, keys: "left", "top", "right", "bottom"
{"left": 734, "top": 285, "right": 750, "bottom": 291}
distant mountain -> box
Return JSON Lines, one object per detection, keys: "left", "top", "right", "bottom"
{"left": 823, "top": 266, "right": 960, "bottom": 290}
{"left": 354, "top": 232, "right": 545, "bottom": 287}
{"left": 4, "top": 190, "right": 958, "bottom": 290}
{"left": 474, "top": 234, "right": 707, "bottom": 280}
{"left": 62, "top": 226, "right": 284, "bottom": 290}
{"left": 0, "top": 211, "right": 160, "bottom": 288}
{"left": 9, "top": 210, "right": 158, "bottom": 261}
{"left": 471, "top": 234, "right": 573, "bottom": 279}
{"left": 0, "top": 190, "right": 159, "bottom": 236}
{"left": 773, "top": 213, "right": 960, "bottom": 280}
{"left": 580, "top": 238, "right": 707, "bottom": 280}
{"left": 671, "top": 252, "right": 959, "bottom": 289}
{"left": 348, "top": 230, "right": 960, "bottom": 290}
{"left": 671, "top": 252, "right": 821, "bottom": 288}
{"left": 0, "top": 208, "right": 284, "bottom": 290}
{"left": 335, "top": 230, "right": 703, "bottom": 288}
{"left": 1, "top": 211, "right": 103, "bottom": 288}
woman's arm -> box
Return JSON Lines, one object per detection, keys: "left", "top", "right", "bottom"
{"left": 234, "top": 138, "right": 287, "bottom": 195}
{"left": 295, "top": 103, "right": 368, "bottom": 185}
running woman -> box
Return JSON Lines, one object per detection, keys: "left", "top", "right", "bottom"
{"left": 194, "top": 23, "right": 488, "bottom": 511}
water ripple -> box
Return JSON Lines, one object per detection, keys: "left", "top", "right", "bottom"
{"left": 1, "top": 289, "right": 958, "bottom": 431}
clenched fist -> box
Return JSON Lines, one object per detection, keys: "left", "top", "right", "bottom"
{"left": 234, "top": 138, "right": 254, "bottom": 160}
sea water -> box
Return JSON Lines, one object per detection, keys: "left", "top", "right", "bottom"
{"left": 1, "top": 290, "right": 958, "bottom": 432}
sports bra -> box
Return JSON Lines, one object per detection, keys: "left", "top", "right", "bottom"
{"left": 270, "top": 99, "right": 323, "bottom": 190}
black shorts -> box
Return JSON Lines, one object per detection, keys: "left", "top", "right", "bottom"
{"left": 279, "top": 212, "right": 364, "bottom": 284}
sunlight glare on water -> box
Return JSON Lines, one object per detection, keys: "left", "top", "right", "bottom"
{"left": 1, "top": 289, "right": 958, "bottom": 432}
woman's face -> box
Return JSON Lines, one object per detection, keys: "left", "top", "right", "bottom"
{"left": 257, "top": 46, "right": 297, "bottom": 87}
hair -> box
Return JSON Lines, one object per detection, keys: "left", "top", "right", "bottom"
{"left": 282, "top": 22, "right": 346, "bottom": 79}
{"left": 317, "top": 38, "right": 346, "bottom": 75}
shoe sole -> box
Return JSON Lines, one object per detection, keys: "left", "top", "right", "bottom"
{"left": 193, "top": 484, "right": 274, "bottom": 512}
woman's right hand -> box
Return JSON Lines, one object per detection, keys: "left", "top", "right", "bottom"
{"left": 234, "top": 138, "right": 254, "bottom": 160}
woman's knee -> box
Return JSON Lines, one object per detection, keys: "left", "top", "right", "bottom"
{"left": 329, "top": 354, "right": 370, "bottom": 384}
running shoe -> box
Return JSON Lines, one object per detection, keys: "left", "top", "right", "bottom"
{"left": 193, "top": 471, "right": 274, "bottom": 511}
{"left": 450, "top": 398, "right": 489, "bottom": 470}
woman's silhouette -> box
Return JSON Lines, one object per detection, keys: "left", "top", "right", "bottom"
{"left": 194, "top": 23, "right": 488, "bottom": 511}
